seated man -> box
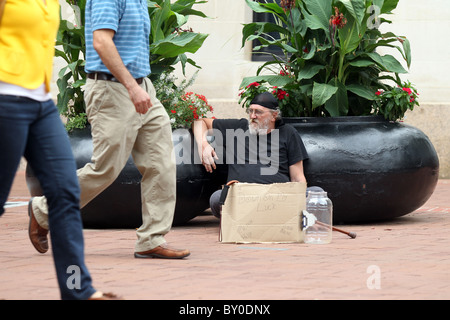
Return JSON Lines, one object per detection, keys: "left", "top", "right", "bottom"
{"left": 193, "top": 92, "right": 322, "bottom": 217}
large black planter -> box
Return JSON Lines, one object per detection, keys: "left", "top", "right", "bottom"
{"left": 26, "top": 126, "right": 226, "bottom": 228}
{"left": 26, "top": 116, "right": 439, "bottom": 227}
{"left": 284, "top": 116, "right": 439, "bottom": 223}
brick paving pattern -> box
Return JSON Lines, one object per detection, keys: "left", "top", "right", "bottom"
{"left": 1, "top": 171, "right": 449, "bottom": 300}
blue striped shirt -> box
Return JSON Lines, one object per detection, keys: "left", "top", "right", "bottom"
{"left": 85, "top": 0, "right": 151, "bottom": 78}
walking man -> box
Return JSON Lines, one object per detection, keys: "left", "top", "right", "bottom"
{"left": 29, "top": 0, "right": 190, "bottom": 259}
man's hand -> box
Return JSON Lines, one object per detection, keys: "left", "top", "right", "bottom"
{"left": 128, "top": 84, "right": 152, "bottom": 114}
{"left": 202, "top": 143, "right": 218, "bottom": 173}
{"left": 192, "top": 118, "right": 216, "bottom": 173}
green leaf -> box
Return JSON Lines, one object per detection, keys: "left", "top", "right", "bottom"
{"left": 298, "top": 63, "right": 325, "bottom": 80}
{"left": 72, "top": 79, "right": 86, "bottom": 89}
{"left": 324, "top": 79, "right": 348, "bottom": 116}
{"left": 348, "top": 59, "right": 375, "bottom": 67}
{"left": 240, "top": 75, "right": 294, "bottom": 89}
{"left": 365, "top": 34, "right": 411, "bottom": 69}
{"left": 151, "top": 0, "right": 172, "bottom": 42}
{"left": 364, "top": 52, "right": 407, "bottom": 73}
{"left": 242, "top": 23, "right": 261, "bottom": 47}
{"left": 245, "top": 0, "right": 285, "bottom": 16}
{"left": 380, "top": 0, "right": 400, "bottom": 14}
{"left": 54, "top": 48, "right": 69, "bottom": 63}
{"left": 242, "top": 22, "right": 290, "bottom": 48}
{"left": 312, "top": 82, "right": 338, "bottom": 109}
{"left": 336, "top": 0, "right": 365, "bottom": 28}
{"left": 399, "top": 36, "right": 412, "bottom": 68}
{"left": 150, "top": 32, "right": 208, "bottom": 57}
{"left": 303, "top": 0, "right": 333, "bottom": 35}
{"left": 347, "top": 84, "right": 377, "bottom": 100}
{"left": 290, "top": 7, "right": 307, "bottom": 37}
{"left": 338, "top": 14, "right": 364, "bottom": 55}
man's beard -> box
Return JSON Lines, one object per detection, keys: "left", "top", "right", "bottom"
{"left": 249, "top": 117, "right": 270, "bottom": 135}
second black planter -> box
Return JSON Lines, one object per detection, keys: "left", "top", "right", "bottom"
{"left": 285, "top": 116, "right": 439, "bottom": 223}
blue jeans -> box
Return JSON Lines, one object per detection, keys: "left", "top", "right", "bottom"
{"left": 0, "top": 95, "right": 96, "bottom": 300}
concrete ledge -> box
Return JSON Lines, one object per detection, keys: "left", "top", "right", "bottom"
{"left": 404, "top": 103, "right": 449, "bottom": 179}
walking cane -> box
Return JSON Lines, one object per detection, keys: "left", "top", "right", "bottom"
{"left": 316, "top": 221, "right": 357, "bottom": 239}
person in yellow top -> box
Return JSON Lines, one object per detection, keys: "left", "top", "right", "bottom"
{"left": 0, "top": 0, "right": 119, "bottom": 300}
{"left": 0, "top": 0, "right": 57, "bottom": 92}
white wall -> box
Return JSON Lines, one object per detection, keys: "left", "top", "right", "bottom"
{"left": 381, "top": 0, "right": 450, "bottom": 103}
{"left": 383, "top": 0, "right": 450, "bottom": 178}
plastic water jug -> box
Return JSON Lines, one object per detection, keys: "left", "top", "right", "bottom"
{"left": 303, "top": 191, "right": 333, "bottom": 244}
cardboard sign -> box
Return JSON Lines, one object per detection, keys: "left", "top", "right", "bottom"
{"left": 220, "top": 182, "right": 306, "bottom": 243}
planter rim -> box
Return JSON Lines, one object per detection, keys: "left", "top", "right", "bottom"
{"left": 282, "top": 115, "right": 388, "bottom": 124}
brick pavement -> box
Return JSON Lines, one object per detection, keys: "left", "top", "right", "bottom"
{"left": 1, "top": 171, "right": 449, "bottom": 300}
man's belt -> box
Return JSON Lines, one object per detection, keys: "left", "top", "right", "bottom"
{"left": 87, "top": 72, "right": 144, "bottom": 85}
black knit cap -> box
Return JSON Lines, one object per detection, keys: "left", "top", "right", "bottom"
{"left": 250, "top": 92, "right": 278, "bottom": 110}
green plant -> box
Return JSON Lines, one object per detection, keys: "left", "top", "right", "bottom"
{"left": 240, "top": 0, "right": 417, "bottom": 121}
{"left": 147, "top": 0, "right": 209, "bottom": 82}
{"left": 154, "top": 71, "right": 213, "bottom": 129}
{"left": 374, "top": 81, "right": 419, "bottom": 121}
{"left": 55, "top": 0, "right": 87, "bottom": 130}
{"left": 239, "top": 81, "right": 273, "bottom": 107}
{"left": 55, "top": 0, "right": 209, "bottom": 130}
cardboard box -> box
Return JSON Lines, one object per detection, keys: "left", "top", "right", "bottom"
{"left": 220, "top": 182, "right": 306, "bottom": 243}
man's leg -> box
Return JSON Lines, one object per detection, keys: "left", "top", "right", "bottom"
{"left": 31, "top": 79, "right": 139, "bottom": 229}
{"left": 132, "top": 78, "right": 189, "bottom": 258}
{"left": 209, "top": 189, "right": 222, "bottom": 218}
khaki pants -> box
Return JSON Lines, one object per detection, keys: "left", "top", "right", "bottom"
{"left": 33, "top": 77, "right": 176, "bottom": 252}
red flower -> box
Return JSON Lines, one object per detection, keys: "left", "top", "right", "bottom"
{"left": 171, "top": 110, "right": 176, "bottom": 114}
{"left": 402, "top": 87, "right": 412, "bottom": 95}
{"left": 247, "top": 82, "right": 260, "bottom": 88}
{"left": 273, "top": 88, "right": 289, "bottom": 100}
{"left": 329, "top": 7, "right": 347, "bottom": 29}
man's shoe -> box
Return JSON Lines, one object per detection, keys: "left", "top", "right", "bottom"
{"left": 134, "top": 244, "right": 190, "bottom": 259}
{"left": 28, "top": 199, "right": 49, "bottom": 254}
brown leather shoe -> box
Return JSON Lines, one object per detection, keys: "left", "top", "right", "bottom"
{"left": 28, "top": 199, "right": 49, "bottom": 254}
{"left": 134, "top": 243, "right": 190, "bottom": 259}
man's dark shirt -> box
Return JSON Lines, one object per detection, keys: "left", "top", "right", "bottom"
{"left": 212, "top": 118, "right": 308, "bottom": 183}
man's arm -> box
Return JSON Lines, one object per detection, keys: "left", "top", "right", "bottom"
{"left": 289, "top": 160, "right": 307, "bottom": 183}
{"left": 93, "top": 29, "right": 151, "bottom": 114}
{"left": 192, "top": 118, "right": 217, "bottom": 173}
